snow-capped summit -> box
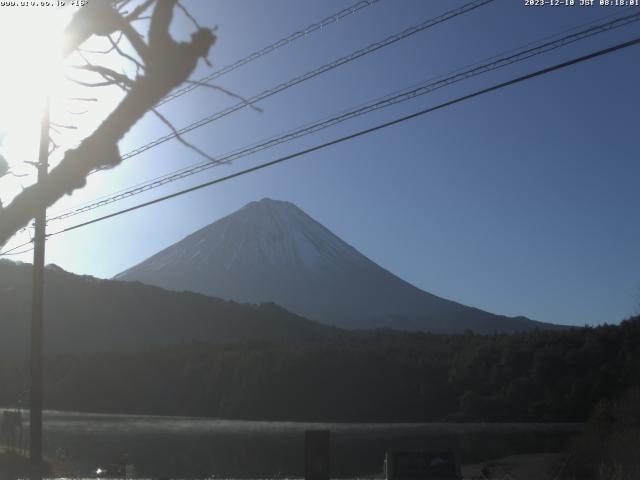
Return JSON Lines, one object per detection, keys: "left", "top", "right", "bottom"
{"left": 116, "top": 198, "right": 550, "bottom": 333}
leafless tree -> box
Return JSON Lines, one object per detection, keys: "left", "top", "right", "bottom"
{"left": 0, "top": 0, "right": 216, "bottom": 247}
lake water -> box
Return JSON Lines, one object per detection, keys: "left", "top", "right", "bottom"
{"left": 3, "top": 409, "right": 581, "bottom": 478}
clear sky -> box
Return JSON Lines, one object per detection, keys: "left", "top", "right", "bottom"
{"left": 0, "top": 0, "right": 639, "bottom": 327}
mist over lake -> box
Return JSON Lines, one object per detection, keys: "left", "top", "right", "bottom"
{"left": 21, "top": 410, "right": 580, "bottom": 478}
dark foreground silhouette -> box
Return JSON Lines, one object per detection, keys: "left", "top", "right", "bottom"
{"left": 1, "top": 316, "right": 638, "bottom": 423}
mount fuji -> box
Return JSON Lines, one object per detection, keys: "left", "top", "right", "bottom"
{"left": 116, "top": 198, "right": 552, "bottom": 333}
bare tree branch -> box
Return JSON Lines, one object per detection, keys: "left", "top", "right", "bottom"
{"left": 151, "top": 108, "right": 218, "bottom": 163}
{"left": 124, "top": 0, "right": 156, "bottom": 22}
{"left": 66, "top": 109, "right": 90, "bottom": 116}
{"left": 107, "top": 34, "right": 144, "bottom": 74}
{"left": 63, "top": 0, "right": 152, "bottom": 57}
{"left": 78, "top": 32, "right": 124, "bottom": 55}
{"left": 50, "top": 122, "right": 78, "bottom": 131}
{"left": 177, "top": 1, "right": 202, "bottom": 30}
{"left": 0, "top": 0, "right": 216, "bottom": 245}
{"left": 62, "top": 1, "right": 123, "bottom": 56}
{"left": 73, "top": 64, "right": 134, "bottom": 89}
{"left": 184, "top": 80, "right": 263, "bottom": 113}
{"left": 67, "top": 78, "right": 121, "bottom": 89}
{"left": 0, "top": 155, "right": 28, "bottom": 180}
{"left": 48, "top": 139, "right": 59, "bottom": 156}
{"left": 64, "top": 97, "right": 99, "bottom": 103}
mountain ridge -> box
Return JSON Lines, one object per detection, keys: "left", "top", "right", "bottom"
{"left": 116, "top": 198, "right": 555, "bottom": 333}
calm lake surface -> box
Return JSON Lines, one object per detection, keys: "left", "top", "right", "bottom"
{"left": 5, "top": 409, "right": 582, "bottom": 478}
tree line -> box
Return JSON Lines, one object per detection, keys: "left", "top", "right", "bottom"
{"left": 1, "top": 316, "right": 638, "bottom": 422}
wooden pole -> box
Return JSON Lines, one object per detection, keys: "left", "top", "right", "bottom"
{"left": 30, "top": 98, "right": 49, "bottom": 480}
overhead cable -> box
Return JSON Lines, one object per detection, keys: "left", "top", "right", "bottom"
{"left": 47, "top": 36, "right": 640, "bottom": 237}
{"left": 49, "top": 10, "right": 640, "bottom": 222}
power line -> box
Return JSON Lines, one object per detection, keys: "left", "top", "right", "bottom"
{"left": 157, "top": 0, "right": 381, "bottom": 106}
{"left": 1, "top": 247, "right": 34, "bottom": 256}
{"left": 47, "top": 35, "right": 640, "bottom": 238}
{"left": 0, "top": 239, "right": 34, "bottom": 256}
{"left": 48, "top": 10, "right": 640, "bottom": 223}
{"left": 114, "top": 0, "right": 495, "bottom": 163}
{"left": 50, "top": 1, "right": 381, "bottom": 162}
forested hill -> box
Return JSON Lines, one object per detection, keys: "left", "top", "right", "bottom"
{"left": 0, "top": 260, "right": 341, "bottom": 353}
{"left": 1, "top": 316, "right": 638, "bottom": 422}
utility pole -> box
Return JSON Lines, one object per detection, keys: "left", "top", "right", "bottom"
{"left": 30, "top": 98, "right": 49, "bottom": 480}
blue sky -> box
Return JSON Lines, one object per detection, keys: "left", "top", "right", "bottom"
{"left": 1, "top": 0, "right": 639, "bottom": 327}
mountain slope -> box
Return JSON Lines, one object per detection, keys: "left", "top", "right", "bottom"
{"left": 0, "top": 259, "right": 340, "bottom": 353}
{"left": 116, "top": 198, "right": 552, "bottom": 333}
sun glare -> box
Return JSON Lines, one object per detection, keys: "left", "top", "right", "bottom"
{"left": 0, "top": 6, "right": 72, "bottom": 165}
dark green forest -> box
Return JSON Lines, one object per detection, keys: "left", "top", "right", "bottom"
{"left": 1, "top": 316, "right": 638, "bottom": 422}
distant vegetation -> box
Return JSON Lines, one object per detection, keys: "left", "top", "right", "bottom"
{"left": 0, "top": 260, "right": 340, "bottom": 354}
{"left": 569, "top": 386, "right": 640, "bottom": 479}
{"left": 1, "top": 316, "right": 638, "bottom": 423}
